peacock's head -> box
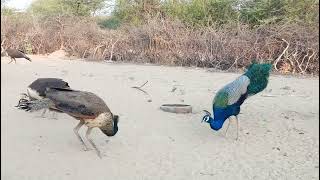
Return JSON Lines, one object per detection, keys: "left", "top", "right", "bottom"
{"left": 202, "top": 110, "right": 213, "bottom": 123}
{"left": 202, "top": 110, "right": 224, "bottom": 131}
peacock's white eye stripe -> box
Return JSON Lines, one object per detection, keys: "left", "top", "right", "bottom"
{"left": 203, "top": 116, "right": 210, "bottom": 122}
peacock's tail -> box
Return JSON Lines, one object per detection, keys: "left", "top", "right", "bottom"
{"left": 244, "top": 62, "right": 272, "bottom": 96}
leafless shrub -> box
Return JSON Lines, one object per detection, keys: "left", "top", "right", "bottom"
{"left": 1, "top": 15, "right": 318, "bottom": 75}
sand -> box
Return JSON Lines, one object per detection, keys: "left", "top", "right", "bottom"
{"left": 1, "top": 55, "right": 319, "bottom": 180}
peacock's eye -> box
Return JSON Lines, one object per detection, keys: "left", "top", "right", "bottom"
{"left": 202, "top": 116, "right": 210, "bottom": 122}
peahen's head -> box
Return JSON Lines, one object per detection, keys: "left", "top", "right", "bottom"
{"left": 100, "top": 114, "right": 119, "bottom": 137}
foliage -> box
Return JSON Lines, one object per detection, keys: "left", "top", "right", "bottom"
{"left": 97, "top": 16, "right": 122, "bottom": 29}
{"left": 239, "top": 0, "right": 286, "bottom": 26}
{"left": 112, "top": 0, "right": 319, "bottom": 27}
{"left": 113, "top": 0, "right": 163, "bottom": 25}
{"left": 28, "top": 0, "right": 106, "bottom": 18}
{"left": 1, "top": 6, "right": 16, "bottom": 16}
{"left": 239, "top": 0, "right": 319, "bottom": 26}
{"left": 284, "top": 0, "right": 319, "bottom": 24}
{"left": 163, "top": 0, "right": 239, "bottom": 26}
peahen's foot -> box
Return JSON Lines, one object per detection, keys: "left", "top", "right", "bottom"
{"left": 49, "top": 112, "right": 58, "bottom": 120}
{"left": 49, "top": 116, "right": 58, "bottom": 120}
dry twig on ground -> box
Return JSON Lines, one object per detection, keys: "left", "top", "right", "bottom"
{"left": 131, "top": 81, "right": 149, "bottom": 95}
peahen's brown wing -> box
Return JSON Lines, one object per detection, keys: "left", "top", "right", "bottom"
{"left": 6, "top": 49, "right": 25, "bottom": 58}
{"left": 45, "top": 88, "right": 110, "bottom": 119}
{"left": 28, "top": 78, "right": 70, "bottom": 97}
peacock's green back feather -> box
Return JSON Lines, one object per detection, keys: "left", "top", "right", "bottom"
{"left": 244, "top": 62, "right": 272, "bottom": 95}
{"left": 213, "top": 91, "right": 228, "bottom": 108}
{"left": 213, "top": 76, "right": 250, "bottom": 108}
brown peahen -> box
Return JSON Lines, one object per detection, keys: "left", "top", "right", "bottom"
{"left": 17, "top": 87, "right": 119, "bottom": 158}
{"left": 6, "top": 48, "right": 32, "bottom": 64}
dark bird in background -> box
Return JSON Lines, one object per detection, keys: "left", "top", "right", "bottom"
{"left": 17, "top": 78, "right": 71, "bottom": 118}
{"left": 6, "top": 48, "right": 32, "bottom": 64}
{"left": 202, "top": 62, "right": 272, "bottom": 140}
{"left": 17, "top": 87, "right": 119, "bottom": 158}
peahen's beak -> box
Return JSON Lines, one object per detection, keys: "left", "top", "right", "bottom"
{"left": 20, "top": 93, "right": 29, "bottom": 99}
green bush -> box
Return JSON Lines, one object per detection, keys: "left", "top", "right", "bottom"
{"left": 162, "top": 0, "right": 239, "bottom": 26}
{"left": 240, "top": 0, "right": 319, "bottom": 26}
{"left": 112, "top": 0, "right": 318, "bottom": 28}
{"left": 28, "top": 0, "right": 106, "bottom": 18}
{"left": 98, "top": 17, "right": 122, "bottom": 29}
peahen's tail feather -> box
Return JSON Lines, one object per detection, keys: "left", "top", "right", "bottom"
{"left": 17, "top": 50, "right": 32, "bottom": 61}
{"left": 16, "top": 98, "right": 53, "bottom": 112}
{"left": 24, "top": 56, "right": 32, "bottom": 62}
{"left": 244, "top": 62, "right": 272, "bottom": 96}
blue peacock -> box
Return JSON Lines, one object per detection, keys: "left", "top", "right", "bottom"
{"left": 202, "top": 62, "right": 272, "bottom": 140}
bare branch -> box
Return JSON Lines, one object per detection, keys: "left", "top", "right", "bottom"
{"left": 1, "top": 38, "right": 6, "bottom": 54}
{"left": 93, "top": 44, "right": 104, "bottom": 59}
{"left": 107, "top": 39, "right": 119, "bottom": 62}
{"left": 302, "top": 49, "right": 315, "bottom": 73}
{"left": 274, "top": 38, "right": 289, "bottom": 71}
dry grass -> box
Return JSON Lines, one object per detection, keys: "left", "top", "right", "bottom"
{"left": 1, "top": 15, "right": 319, "bottom": 75}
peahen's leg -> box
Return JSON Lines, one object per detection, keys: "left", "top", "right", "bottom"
{"left": 8, "top": 58, "right": 13, "bottom": 64}
{"left": 85, "top": 127, "right": 102, "bottom": 158}
{"left": 235, "top": 116, "right": 239, "bottom": 140}
{"left": 73, "top": 120, "right": 89, "bottom": 151}
{"left": 224, "top": 118, "right": 231, "bottom": 136}
{"left": 35, "top": 109, "right": 47, "bottom": 118}
{"left": 50, "top": 111, "right": 58, "bottom": 120}
{"left": 40, "top": 109, "right": 47, "bottom": 118}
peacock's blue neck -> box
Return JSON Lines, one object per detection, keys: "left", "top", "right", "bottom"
{"left": 203, "top": 115, "right": 225, "bottom": 131}
{"left": 208, "top": 93, "right": 247, "bottom": 131}
{"left": 209, "top": 118, "right": 225, "bottom": 131}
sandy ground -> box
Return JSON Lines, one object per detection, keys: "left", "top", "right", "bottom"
{"left": 1, "top": 56, "right": 319, "bottom": 180}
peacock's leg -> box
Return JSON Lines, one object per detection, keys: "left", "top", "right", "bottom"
{"left": 235, "top": 116, "right": 239, "bottom": 140}
{"left": 224, "top": 118, "right": 231, "bottom": 136}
